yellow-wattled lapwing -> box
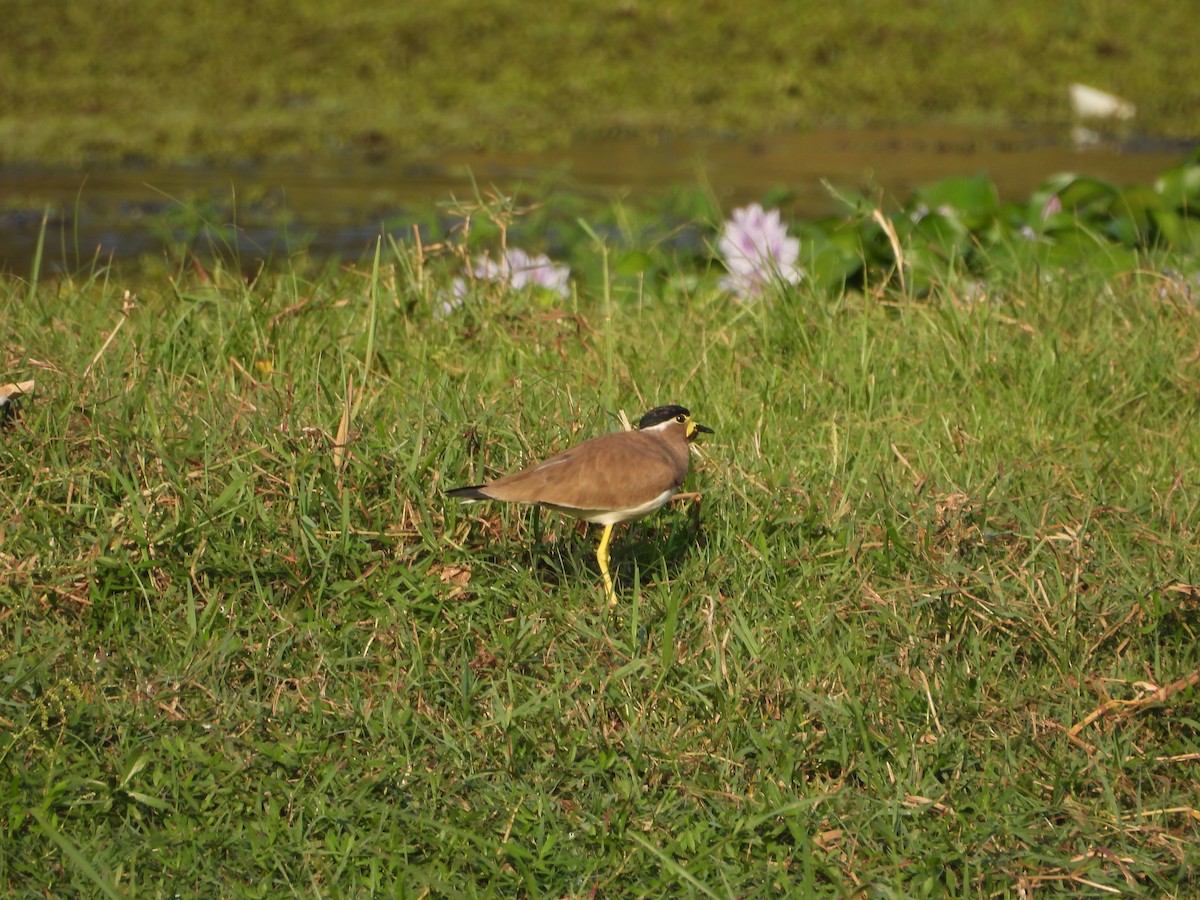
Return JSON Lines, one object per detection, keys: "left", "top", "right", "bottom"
{"left": 447, "top": 405, "right": 713, "bottom": 606}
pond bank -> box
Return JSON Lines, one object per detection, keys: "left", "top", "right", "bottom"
{"left": 2, "top": 126, "right": 1194, "bottom": 276}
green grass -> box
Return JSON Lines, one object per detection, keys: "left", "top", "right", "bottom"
{"left": 2, "top": 218, "right": 1199, "bottom": 895}
{"left": 2, "top": 0, "right": 1199, "bottom": 165}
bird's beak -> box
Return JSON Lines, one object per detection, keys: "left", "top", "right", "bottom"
{"left": 690, "top": 422, "right": 714, "bottom": 438}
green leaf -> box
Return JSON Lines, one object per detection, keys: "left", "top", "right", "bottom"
{"left": 913, "top": 173, "right": 1000, "bottom": 229}
{"left": 1030, "top": 174, "right": 1120, "bottom": 228}
{"left": 614, "top": 249, "right": 659, "bottom": 277}
{"left": 796, "top": 224, "right": 863, "bottom": 290}
{"left": 1155, "top": 160, "right": 1200, "bottom": 210}
{"left": 1055, "top": 175, "right": 1120, "bottom": 216}
{"left": 1148, "top": 207, "right": 1186, "bottom": 247}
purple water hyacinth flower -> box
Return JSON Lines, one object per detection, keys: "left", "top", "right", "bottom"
{"left": 718, "top": 204, "right": 802, "bottom": 298}
{"left": 471, "top": 248, "right": 570, "bottom": 296}
{"left": 438, "top": 247, "right": 570, "bottom": 318}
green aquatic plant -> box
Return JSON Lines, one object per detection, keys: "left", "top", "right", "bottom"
{"left": 782, "top": 149, "right": 1200, "bottom": 294}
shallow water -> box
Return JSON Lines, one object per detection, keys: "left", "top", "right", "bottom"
{"left": 1, "top": 126, "right": 1193, "bottom": 276}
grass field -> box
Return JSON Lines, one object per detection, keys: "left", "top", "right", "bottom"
{"left": 2, "top": 206, "right": 1199, "bottom": 895}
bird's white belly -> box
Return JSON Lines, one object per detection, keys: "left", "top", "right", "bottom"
{"left": 580, "top": 488, "right": 676, "bottom": 526}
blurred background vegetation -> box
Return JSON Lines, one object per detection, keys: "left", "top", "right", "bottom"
{"left": 1, "top": 0, "right": 1196, "bottom": 166}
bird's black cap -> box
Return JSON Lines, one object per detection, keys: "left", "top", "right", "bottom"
{"left": 638, "top": 405, "right": 692, "bottom": 429}
{"left": 637, "top": 405, "right": 715, "bottom": 436}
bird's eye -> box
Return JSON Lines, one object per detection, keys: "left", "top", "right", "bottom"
{"left": 676, "top": 414, "right": 686, "bottom": 423}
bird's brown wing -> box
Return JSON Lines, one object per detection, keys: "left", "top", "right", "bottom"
{"left": 477, "top": 430, "right": 688, "bottom": 512}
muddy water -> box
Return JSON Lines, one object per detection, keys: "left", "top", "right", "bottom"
{"left": 1, "top": 126, "right": 1193, "bottom": 275}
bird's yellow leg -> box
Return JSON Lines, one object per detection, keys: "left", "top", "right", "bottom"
{"left": 596, "top": 523, "right": 617, "bottom": 607}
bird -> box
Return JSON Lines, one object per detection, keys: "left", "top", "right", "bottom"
{"left": 446, "top": 405, "right": 714, "bottom": 607}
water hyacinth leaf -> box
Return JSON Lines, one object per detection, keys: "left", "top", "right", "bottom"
{"left": 1108, "top": 185, "right": 1164, "bottom": 246}
{"left": 899, "top": 247, "right": 941, "bottom": 293}
{"left": 1053, "top": 176, "right": 1121, "bottom": 218}
{"left": 1154, "top": 158, "right": 1200, "bottom": 210}
{"left": 981, "top": 225, "right": 1113, "bottom": 276}
{"left": 820, "top": 219, "right": 867, "bottom": 257}
{"left": 1040, "top": 208, "right": 1083, "bottom": 236}
{"left": 1106, "top": 214, "right": 1142, "bottom": 248}
{"left": 912, "top": 173, "right": 999, "bottom": 230}
{"left": 1175, "top": 216, "right": 1200, "bottom": 251}
{"left": 1025, "top": 174, "right": 1106, "bottom": 232}
{"left": 990, "top": 200, "right": 1034, "bottom": 237}
{"left": 802, "top": 254, "right": 861, "bottom": 292}
{"left": 975, "top": 217, "right": 1008, "bottom": 249}
{"left": 1027, "top": 172, "right": 1080, "bottom": 218}
{"left": 902, "top": 213, "right": 971, "bottom": 290}
{"left": 1041, "top": 230, "right": 1139, "bottom": 274}
{"left": 1148, "top": 207, "right": 1186, "bottom": 248}
{"left": 817, "top": 218, "right": 869, "bottom": 278}
{"left": 902, "top": 209, "right": 970, "bottom": 253}
{"left": 795, "top": 225, "right": 862, "bottom": 290}
{"left": 1117, "top": 184, "right": 1164, "bottom": 216}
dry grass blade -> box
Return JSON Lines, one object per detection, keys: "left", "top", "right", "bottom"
{"left": 1122, "top": 806, "right": 1200, "bottom": 823}
{"left": 82, "top": 290, "right": 137, "bottom": 380}
{"left": 871, "top": 208, "right": 906, "bottom": 294}
{"left": 903, "top": 794, "right": 956, "bottom": 816}
{"left": 333, "top": 372, "right": 354, "bottom": 479}
{"left": 1069, "top": 669, "right": 1200, "bottom": 736}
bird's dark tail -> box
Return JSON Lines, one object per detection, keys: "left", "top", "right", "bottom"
{"left": 445, "top": 485, "right": 491, "bottom": 501}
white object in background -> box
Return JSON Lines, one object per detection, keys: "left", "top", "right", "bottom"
{"left": 1069, "top": 83, "right": 1136, "bottom": 121}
